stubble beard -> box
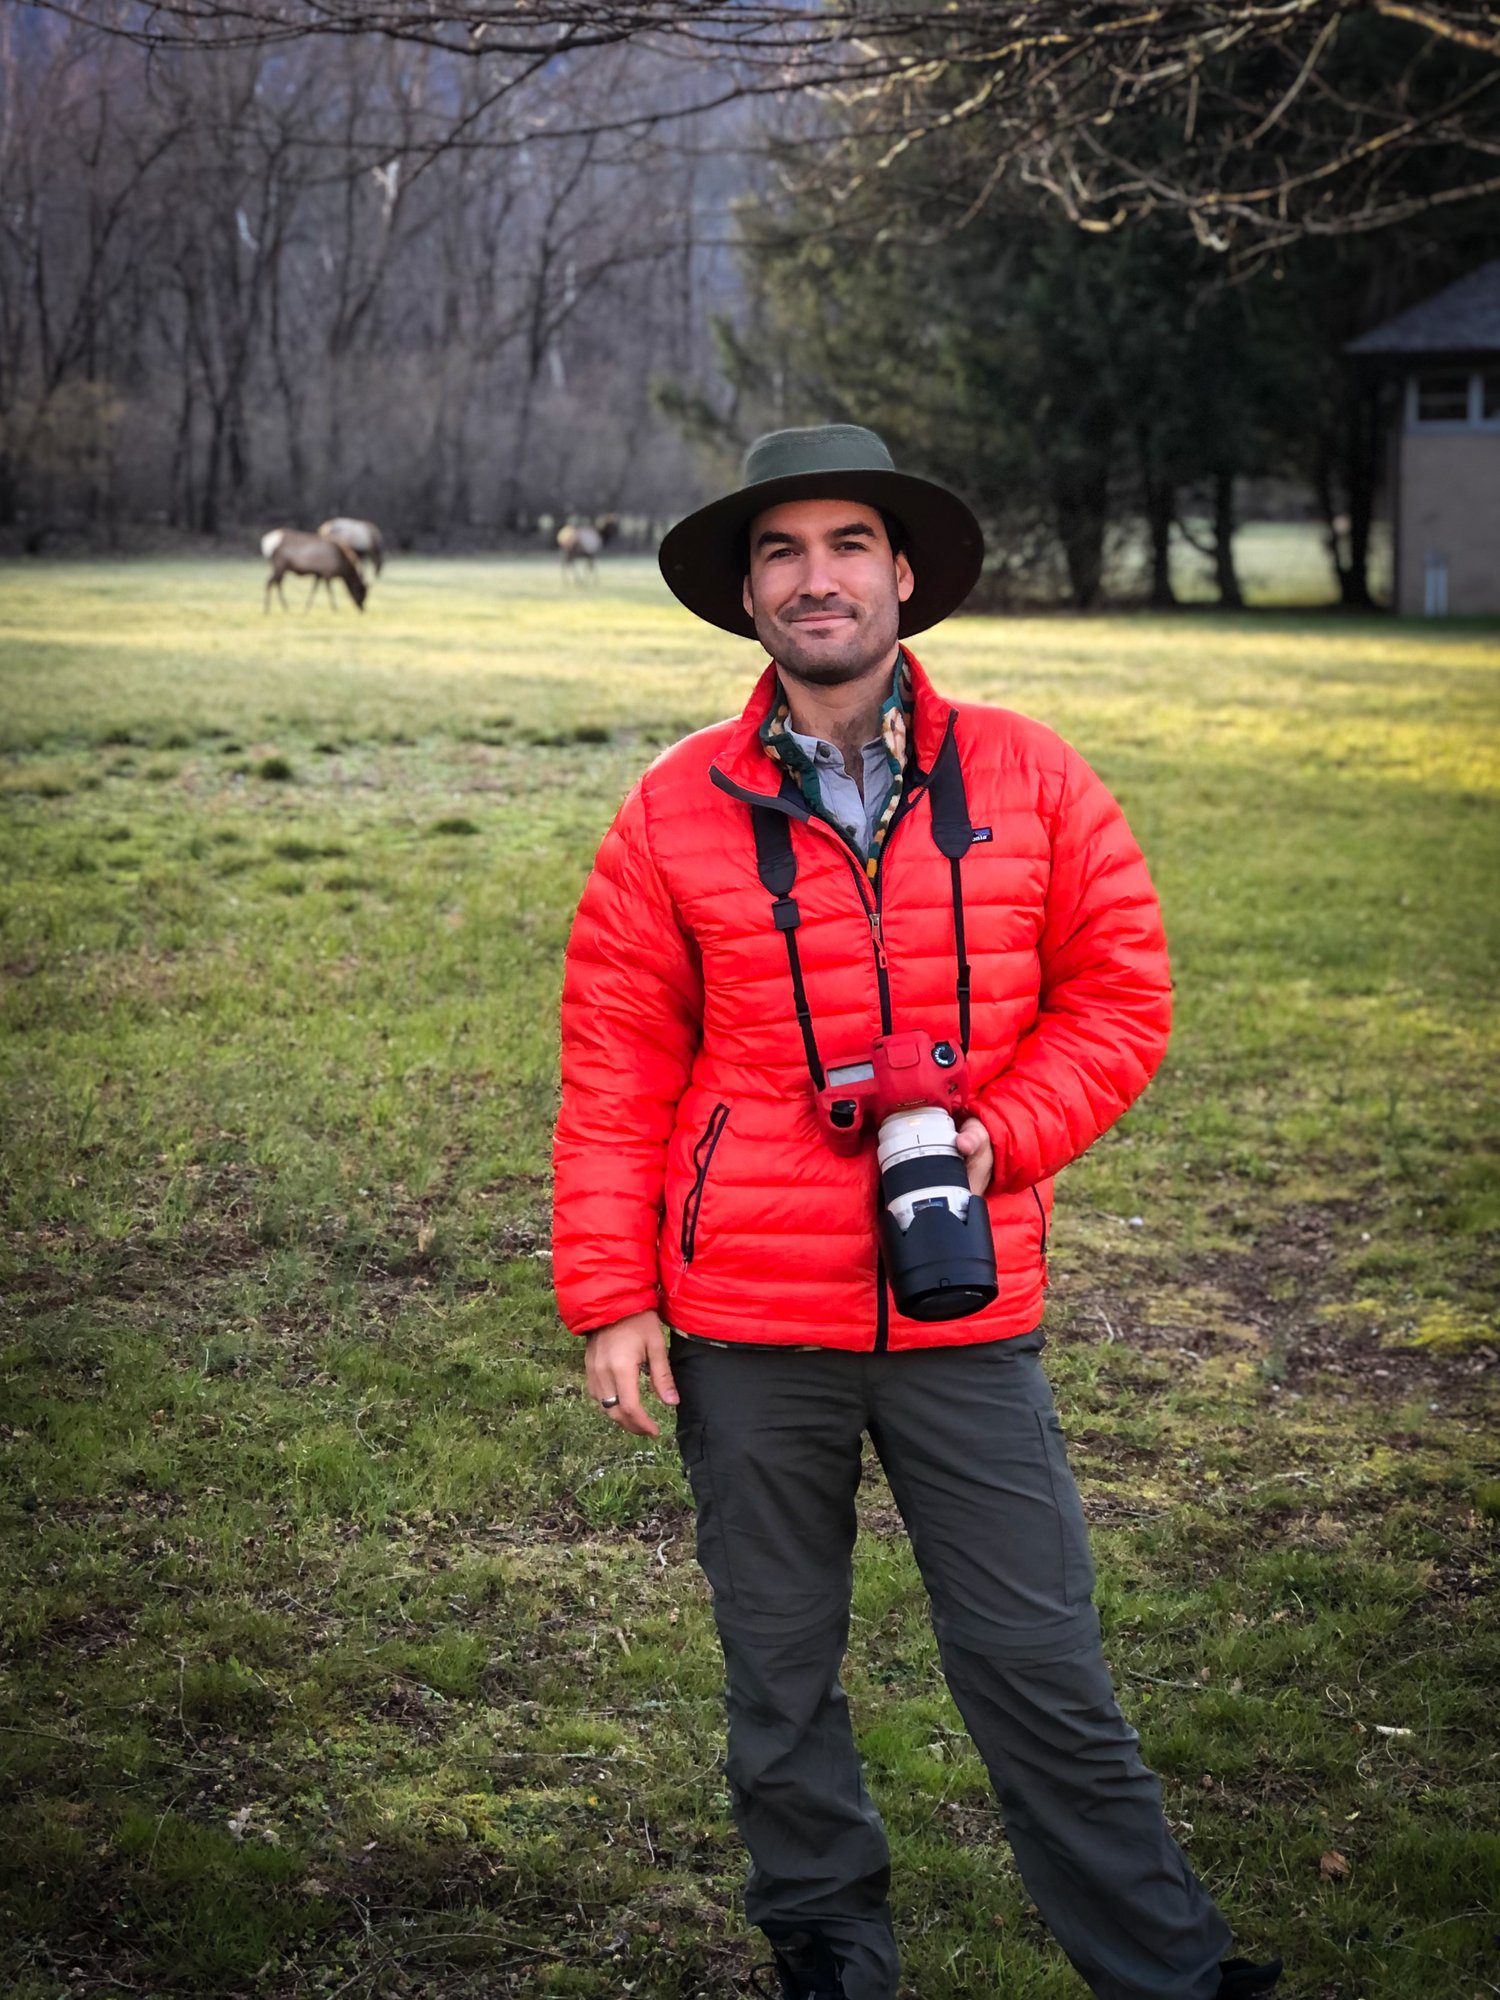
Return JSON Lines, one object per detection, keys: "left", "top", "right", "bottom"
{"left": 751, "top": 592, "right": 901, "bottom": 691}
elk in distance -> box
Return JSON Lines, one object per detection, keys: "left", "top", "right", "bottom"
{"left": 318, "top": 516, "right": 384, "bottom": 577}
{"left": 556, "top": 513, "right": 620, "bottom": 579}
{"left": 260, "top": 530, "right": 367, "bottom": 612}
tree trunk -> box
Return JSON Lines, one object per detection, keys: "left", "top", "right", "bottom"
{"left": 168, "top": 368, "right": 194, "bottom": 530}
{"left": 503, "top": 365, "right": 539, "bottom": 537}
{"left": 1137, "top": 428, "right": 1177, "bottom": 608}
{"left": 1053, "top": 454, "right": 1109, "bottom": 609}
{"left": 1313, "top": 411, "right": 1377, "bottom": 612}
{"left": 1340, "top": 382, "right": 1379, "bottom": 610}
{"left": 227, "top": 388, "right": 250, "bottom": 521}
{"left": 1311, "top": 443, "right": 1351, "bottom": 604}
{"left": 325, "top": 376, "right": 344, "bottom": 516}
{"left": 200, "top": 399, "right": 226, "bottom": 534}
{"left": 1212, "top": 467, "right": 1243, "bottom": 609}
{"left": 282, "top": 384, "right": 308, "bottom": 510}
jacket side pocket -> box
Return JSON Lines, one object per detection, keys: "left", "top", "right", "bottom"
{"left": 1030, "top": 1183, "right": 1050, "bottom": 1286}
{"left": 680, "top": 1102, "right": 729, "bottom": 1264}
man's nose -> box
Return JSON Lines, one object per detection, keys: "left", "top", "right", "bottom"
{"left": 797, "top": 552, "right": 841, "bottom": 599}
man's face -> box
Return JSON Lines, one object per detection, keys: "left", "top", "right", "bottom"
{"left": 741, "top": 497, "right": 914, "bottom": 688}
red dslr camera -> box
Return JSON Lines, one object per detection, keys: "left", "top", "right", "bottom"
{"left": 811, "top": 1029, "right": 996, "bottom": 1322}
{"left": 814, "top": 1030, "right": 969, "bottom": 1157}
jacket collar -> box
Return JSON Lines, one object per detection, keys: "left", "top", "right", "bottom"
{"left": 710, "top": 646, "right": 953, "bottom": 798}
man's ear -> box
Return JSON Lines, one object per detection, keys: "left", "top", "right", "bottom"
{"left": 742, "top": 572, "right": 755, "bottom": 622}
{"left": 895, "top": 551, "right": 915, "bottom": 605}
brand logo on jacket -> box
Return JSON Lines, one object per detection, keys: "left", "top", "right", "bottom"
{"left": 970, "top": 827, "right": 993, "bottom": 844}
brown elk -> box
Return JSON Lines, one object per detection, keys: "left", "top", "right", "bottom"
{"left": 556, "top": 513, "right": 620, "bottom": 579}
{"left": 318, "top": 516, "right": 384, "bottom": 577}
{"left": 261, "top": 529, "right": 367, "bottom": 612}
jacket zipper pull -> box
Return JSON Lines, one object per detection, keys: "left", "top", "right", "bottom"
{"left": 870, "top": 911, "right": 888, "bottom": 968}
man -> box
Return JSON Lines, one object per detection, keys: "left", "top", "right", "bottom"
{"left": 552, "top": 425, "right": 1282, "bottom": 2000}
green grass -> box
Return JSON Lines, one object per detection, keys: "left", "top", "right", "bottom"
{"left": 1, "top": 553, "right": 1497, "bottom": 1999}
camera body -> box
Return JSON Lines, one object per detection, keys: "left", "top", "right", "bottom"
{"left": 814, "top": 1030, "right": 998, "bottom": 1323}
{"left": 814, "top": 1029, "right": 967, "bottom": 1154}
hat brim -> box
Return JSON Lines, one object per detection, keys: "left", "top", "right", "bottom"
{"left": 657, "top": 467, "right": 985, "bottom": 639}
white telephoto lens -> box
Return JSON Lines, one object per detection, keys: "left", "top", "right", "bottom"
{"left": 876, "top": 1105, "right": 958, "bottom": 1174}
{"left": 877, "top": 1106, "right": 970, "bottom": 1231}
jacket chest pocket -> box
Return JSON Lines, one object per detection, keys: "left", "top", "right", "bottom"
{"left": 680, "top": 1103, "right": 729, "bottom": 1263}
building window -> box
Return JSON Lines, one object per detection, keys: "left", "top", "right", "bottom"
{"left": 1414, "top": 370, "right": 1473, "bottom": 422}
{"left": 1407, "top": 367, "right": 1500, "bottom": 428}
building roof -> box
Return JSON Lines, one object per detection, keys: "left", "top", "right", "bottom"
{"left": 1347, "top": 258, "right": 1500, "bottom": 357}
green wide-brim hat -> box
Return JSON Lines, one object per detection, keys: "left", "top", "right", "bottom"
{"left": 658, "top": 423, "right": 984, "bottom": 639}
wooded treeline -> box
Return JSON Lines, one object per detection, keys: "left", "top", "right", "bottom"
{"left": 0, "top": 10, "right": 736, "bottom": 547}
{"left": 5, "top": 1, "right": 1498, "bottom": 603}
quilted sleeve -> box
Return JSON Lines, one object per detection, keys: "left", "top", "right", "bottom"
{"left": 552, "top": 779, "right": 703, "bottom": 1334}
{"left": 972, "top": 743, "right": 1171, "bottom": 1193}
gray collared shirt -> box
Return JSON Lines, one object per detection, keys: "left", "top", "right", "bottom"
{"left": 779, "top": 725, "right": 894, "bottom": 858}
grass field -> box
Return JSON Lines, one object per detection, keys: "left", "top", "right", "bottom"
{"left": 1, "top": 554, "right": 1497, "bottom": 2000}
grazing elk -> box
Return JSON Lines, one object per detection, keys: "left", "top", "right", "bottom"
{"left": 261, "top": 529, "right": 367, "bottom": 612}
{"left": 318, "top": 516, "right": 384, "bottom": 577}
{"left": 556, "top": 512, "right": 620, "bottom": 579}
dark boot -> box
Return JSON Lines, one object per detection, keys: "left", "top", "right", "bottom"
{"left": 750, "top": 1928, "right": 845, "bottom": 1998}
{"left": 1219, "top": 1955, "right": 1283, "bottom": 1997}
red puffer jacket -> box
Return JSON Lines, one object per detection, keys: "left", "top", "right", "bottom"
{"left": 552, "top": 653, "right": 1170, "bottom": 1351}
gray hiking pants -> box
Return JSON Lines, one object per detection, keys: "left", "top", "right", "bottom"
{"left": 670, "top": 1328, "right": 1234, "bottom": 2000}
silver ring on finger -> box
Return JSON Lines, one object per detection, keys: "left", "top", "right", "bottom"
{"left": 600, "top": 1395, "right": 621, "bottom": 1410}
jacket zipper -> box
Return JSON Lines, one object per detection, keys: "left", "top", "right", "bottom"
{"left": 834, "top": 848, "right": 893, "bottom": 1035}
{"left": 709, "top": 724, "right": 953, "bottom": 1354}
{"left": 681, "top": 1102, "right": 729, "bottom": 1263}
{"left": 1030, "top": 1184, "right": 1049, "bottom": 1261}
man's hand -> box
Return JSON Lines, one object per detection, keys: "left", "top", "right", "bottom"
{"left": 955, "top": 1115, "right": 994, "bottom": 1197}
{"left": 584, "top": 1310, "right": 679, "bottom": 1438}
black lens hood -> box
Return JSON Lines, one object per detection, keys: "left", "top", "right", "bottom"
{"left": 880, "top": 1191, "right": 998, "bottom": 1323}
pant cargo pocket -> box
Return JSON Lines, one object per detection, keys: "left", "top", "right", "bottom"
{"left": 675, "top": 1417, "right": 737, "bottom": 1604}
{"left": 1036, "top": 1409, "right": 1097, "bottom": 1610}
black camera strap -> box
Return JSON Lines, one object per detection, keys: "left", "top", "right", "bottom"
{"left": 751, "top": 805, "right": 827, "bottom": 1091}
{"left": 925, "top": 726, "right": 974, "bottom": 1054}
{"left": 750, "top": 717, "right": 974, "bottom": 1075}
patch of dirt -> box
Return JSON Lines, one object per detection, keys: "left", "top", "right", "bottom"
{"left": 1083, "top": 1491, "right": 1172, "bottom": 1526}
{"left": 368, "top": 1678, "right": 452, "bottom": 1743}
{"left": 858, "top": 1500, "right": 905, "bottom": 1539}
{"left": 515, "top": 1499, "right": 695, "bottom": 1549}
{"left": 1057, "top": 1200, "right": 1497, "bottom": 1411}
{"left": 48, "top": 1489, "right": 182, "bottom": 1524}
{"left": 2, "top": 1263, "right": 80, "bottom": 1313}
{"left": 1069, "top": 1427, "right": 1159, "bottom": 1465}
{"left": 31, "top": 1600, "right": 139, "bottom": 1660}
{"left": 1425, "top": 1546, "right": 1496, "bottom": 1608}
{"left": 1276, "top": 1323, "right": 1496, "bottom": 1402}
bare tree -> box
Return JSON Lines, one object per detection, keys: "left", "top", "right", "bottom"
{"left": 0, "top": 5, "right": 728, "bottom": 542}
{"left": 39, "top": 2, "right": 1500, "bottom": 265}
